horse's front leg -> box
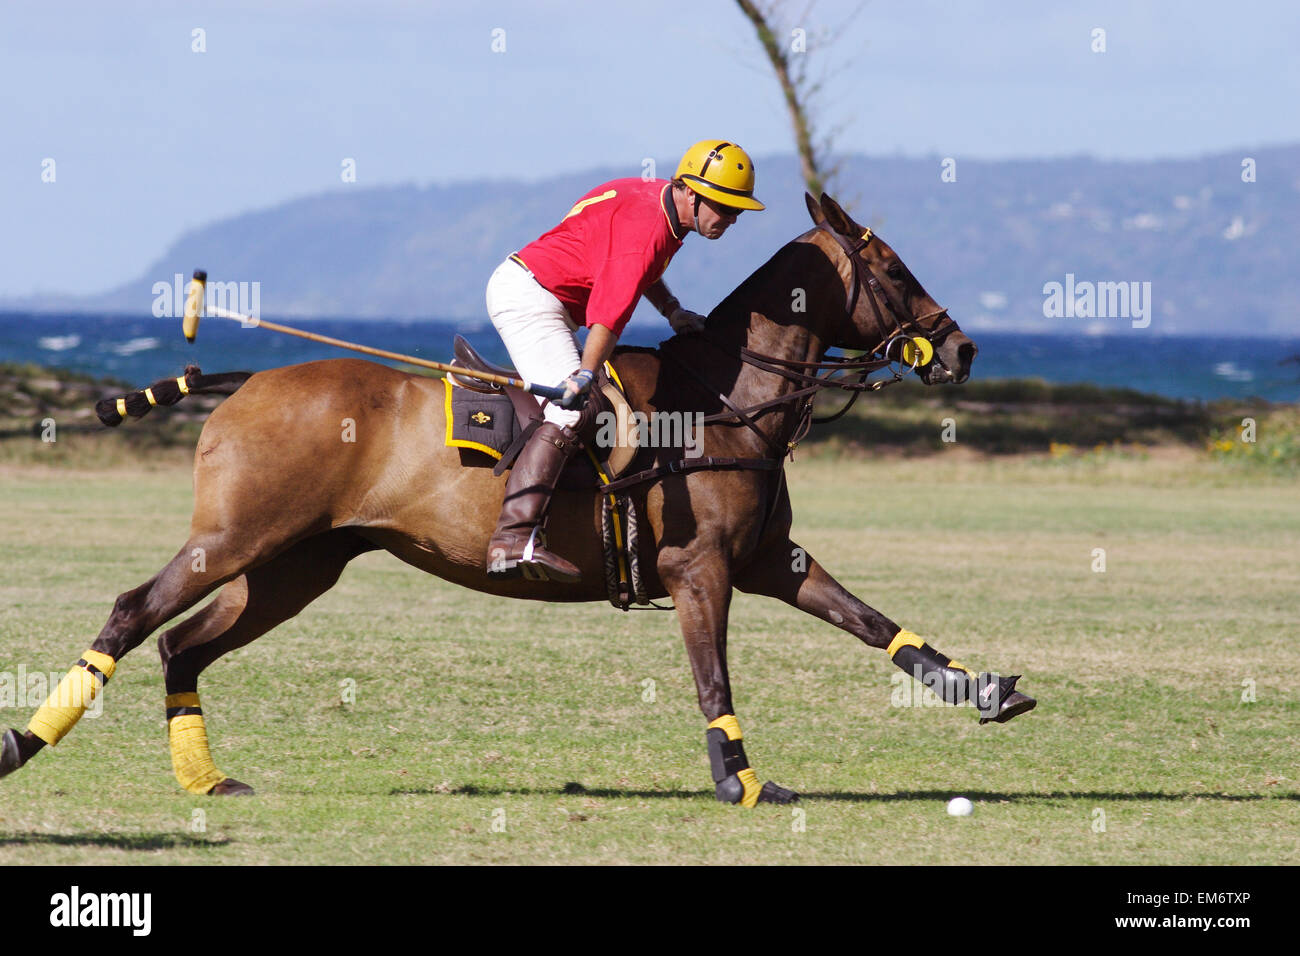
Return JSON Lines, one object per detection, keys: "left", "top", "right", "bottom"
{"left": 734, "top": 539, "right": 1036, "bottom": 724}
{"left": 658, "top": 545, "right": 798, "bottom": 806}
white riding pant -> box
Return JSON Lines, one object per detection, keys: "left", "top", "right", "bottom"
{"left": 485, "top": 257, "right": 582, "bottom": 428}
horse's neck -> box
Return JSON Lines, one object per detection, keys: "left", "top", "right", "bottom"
{"left": 700, "top": 238, "right": 845, "bottom": 452}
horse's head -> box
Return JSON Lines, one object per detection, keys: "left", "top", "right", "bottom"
{"left": 805, "top": 192, "right": 977, "bottom": 385}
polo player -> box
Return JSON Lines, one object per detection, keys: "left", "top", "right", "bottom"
{"left": 484, "top": 140, "right": 765, "bottom": 583}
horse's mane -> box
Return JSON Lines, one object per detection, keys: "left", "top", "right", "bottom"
{"left": 705, "top": 227, "right": 843, "bottom": 334}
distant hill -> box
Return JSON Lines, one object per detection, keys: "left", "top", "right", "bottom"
{"left": 6, "top": 146, "right": 1296, "bottom": 336}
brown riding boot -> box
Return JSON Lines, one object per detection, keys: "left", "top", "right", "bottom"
{"left": 486, "top": 421, "right": 583, "bottom": 583}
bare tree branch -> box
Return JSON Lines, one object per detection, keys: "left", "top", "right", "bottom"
{"left": 735, "top": 0, "right": 871, "bottom": 200}
{"left": 734, "top": 0, "right": 826, "bottom": 196}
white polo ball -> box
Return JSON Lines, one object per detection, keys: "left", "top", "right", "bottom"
{"left": 946, "top": 797, "right": 974, "bottom": 817}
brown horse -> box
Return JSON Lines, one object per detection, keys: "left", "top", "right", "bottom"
{"left": 1, "top": 193, "right": 1034, "bottom": 805}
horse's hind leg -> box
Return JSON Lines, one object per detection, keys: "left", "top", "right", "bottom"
{"left": 157, "top": 529, "right": 374, "bottom": 795}
{"left": 2, "top": 529, "right": 253, "bottom": 780}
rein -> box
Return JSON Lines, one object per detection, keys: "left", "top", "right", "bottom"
{"left": 816, "top": 220, "right": 961, "bottom": 375}
{"left": 598, "top": 222, "right": 958, "bottom": 491}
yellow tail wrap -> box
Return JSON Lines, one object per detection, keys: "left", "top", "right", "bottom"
{"left": 169, "top": 710, "right": 227, "bottom": 795}
{"left": 737, "top": 767, "right": 762, "bottom": 808}
{"left": 886, "top": 629, "right": 924, "bottom": 658}
{"left": 115, "top": 397, "right": 127, "bottom": 419}
{"left": 707, "top": 714, "right": 743, "bottom": 741}
{"left": 26, "top": 650, "right": 116, "bottom": 746}
{"left": 175, "top": 376, "right": 190, "bottom": 395}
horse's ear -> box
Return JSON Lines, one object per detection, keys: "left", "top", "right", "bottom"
{"left": 805, "top": 192, "right": 826, "bottom": 225}
{"left": 819, "top": 193, "right": 861, "bottom": 236}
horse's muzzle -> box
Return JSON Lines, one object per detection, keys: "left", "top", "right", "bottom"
{"left": 921, "top": 335, "right": 977, "bottom": 385}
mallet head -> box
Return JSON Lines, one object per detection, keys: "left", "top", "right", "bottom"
{"left": 183, "top": 269, "right": 207, "bottom": 342}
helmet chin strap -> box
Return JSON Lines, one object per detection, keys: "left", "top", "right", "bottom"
{"left": 693, "top": 192, "right": 706, "bottom": 236}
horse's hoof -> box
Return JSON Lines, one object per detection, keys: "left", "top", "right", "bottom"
{"left": 982, "top": 690, "right": 1036, "bottom": 724}
{"left": 0, "top": 729, "right": 22, "bottom": 778}
{"left": 978, "top": 675, "right": 1037, "bottom": 725}
{"left": 715, "top": 775, "right": 800, "bottom": 805}
{"left": 757, "top": 781, "right": 800, "bottom": 804}
{"left": 208, "top": 777, "right": 254, "bottom": 796}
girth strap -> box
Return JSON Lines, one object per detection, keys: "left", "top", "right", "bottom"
{"left": 598, "top": 455, "right": 780, "bottom": 495}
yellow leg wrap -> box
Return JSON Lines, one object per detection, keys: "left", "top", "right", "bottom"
{"left": 707, "top": 713, "right": 743, "bottom": 741}
{"left": 167, "top": 695, "right": 227, "bottom": 794}
{"left": 737, "top": 767, "right": 762, "bottom": 808}
{"left": 947, "top": 659, "right": 977, "bottom": 678}
{"left": 26, "top": 650, "right": 116, "bottom": 746}
{"left": 886, "top": 628, "right": 924, "bottom": 658}
{"left": 889, "top": 628, "right": 977, "bottom": 677}
{"left": 706, "top": 714, "right": 765, "bottom": 807}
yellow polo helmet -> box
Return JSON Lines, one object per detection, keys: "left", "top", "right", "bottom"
{"left": 674, "top": 140, "right": 765, "bottom": 211}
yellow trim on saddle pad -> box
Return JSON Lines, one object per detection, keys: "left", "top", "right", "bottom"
{"left": 442, "top": 377, "right": 505, "bottom": 460}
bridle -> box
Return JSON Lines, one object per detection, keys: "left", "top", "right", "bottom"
{"left": 660, "top": 221, "right": 961, "bottom": 459}
{"left": 818, "top": 221, "right": 961, "bottom": 370}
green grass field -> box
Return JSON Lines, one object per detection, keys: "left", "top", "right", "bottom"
{"left": 1, "top": 451, "right": 1296, "bottom": 865}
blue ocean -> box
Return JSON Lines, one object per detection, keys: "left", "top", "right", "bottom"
{"left": 2, "top": 312, "right": 1297, "bottom": 404}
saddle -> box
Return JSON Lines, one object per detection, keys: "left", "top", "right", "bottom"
{"left": 444, "top": 335, "right": 641, "bottom": 485}
{"left": 444, "top": 336, "right": 651, "bottom": 610}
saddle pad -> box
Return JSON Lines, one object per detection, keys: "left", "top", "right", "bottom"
{"left": 443, "top": 378, "right": 522, "bottom": 460}
{"left": 444, "top": 350, "right": 639, "bottom": 478}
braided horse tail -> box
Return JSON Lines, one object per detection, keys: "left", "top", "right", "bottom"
{"left": 95, "top": 365, "right": 253, "bottom": 427}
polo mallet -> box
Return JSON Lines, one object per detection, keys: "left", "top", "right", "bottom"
{"left": 181, "top": 270, "right": 566, "bottom": 400}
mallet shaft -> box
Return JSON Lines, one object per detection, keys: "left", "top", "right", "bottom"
{"left": 196, "top": 303, "right": 564, "bottom": 400}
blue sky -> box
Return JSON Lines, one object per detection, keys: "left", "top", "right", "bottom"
{"left": 2, "top": 0, "right": 1297, "bottom": 298}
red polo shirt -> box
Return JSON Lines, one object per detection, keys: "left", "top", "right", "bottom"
{"left": 515, "top": 178, "right": 686, "bottom": 337}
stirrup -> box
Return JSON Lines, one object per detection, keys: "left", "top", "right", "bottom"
{"left": 519, "top": 527, "right": 551, "bottom": 582}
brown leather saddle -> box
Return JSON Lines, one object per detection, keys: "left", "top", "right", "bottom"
{"left": 447, "top": 335, "right": 641, "bottom": 486}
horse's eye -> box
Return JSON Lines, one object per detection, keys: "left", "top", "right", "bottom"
{"left": 887, "top": 264, "right": 904, "bottom": 279}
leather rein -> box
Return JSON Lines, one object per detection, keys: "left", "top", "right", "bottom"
{"left": 601, "top": 223, "right": 960, "bottom": 494}
{"left": 656, "top": 221, "right": 959, "bottom": 460}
